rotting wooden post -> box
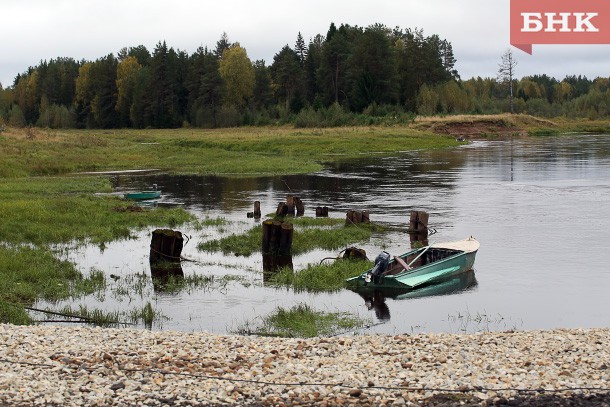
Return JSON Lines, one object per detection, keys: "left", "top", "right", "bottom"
{"left": 262, "top": 219, "right": 293, "bottom": 256}
{"left": 286, "top": 196, "right": 296, "bottom": 216}
{"left": 150, "top": 229, "right": 184, "bottom": 263}
{"left": 254, "top": 201, "right": 261, "bottom": 218}
{"left": 409, "top": 211, "right": 419, "bottom": 232}
{"left": 262, "top": 219, "right": 274, "bottom": 253}
{"left": 276, "top": 202, "right": 289, "bottom": 217}
{"left": 269, "top": 220, "right": 283, "bottom": 254}
{"left": 408, "top": 210, "right": 429, "bottom": 233}
{"left": 417, "top": 211, "right": 429, "bottom": 231}
{"left": 278, "top": 223, "right": 293, "bottom": 255}
{"left": 316, "top": 206, "right": 329, "bottom": 217}
{"left": 346, "top": 210, "right": 369, "bottom": 225}
{"left": 294, "top": 197, "right": 304, "bottom": 216}
{"left": 362, "top": 210, "right": 370, "bottom": 224}
{"left": 346, "top": 210, "right": 355, "bottom": 224}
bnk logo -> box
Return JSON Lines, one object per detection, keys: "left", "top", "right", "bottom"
{"left": 510, "top": 0, "right": 610, "bottom": 54}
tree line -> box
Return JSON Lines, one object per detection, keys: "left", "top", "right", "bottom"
{"left": 0, "top": 22, "right": 609, "bottom": 129}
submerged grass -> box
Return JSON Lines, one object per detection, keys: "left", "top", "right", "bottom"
{"left": 198, "top": 217, "right": 383, "bottom": 256}
{"left": 234, "top": 303, "right": 369, "bottom": 338}
{"left": 269, "top": 259, "right": 373, "bottom": 293}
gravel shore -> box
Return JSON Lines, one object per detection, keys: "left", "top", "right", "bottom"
{"left": 0, "top": 324, "right": 609, "bottom": 406}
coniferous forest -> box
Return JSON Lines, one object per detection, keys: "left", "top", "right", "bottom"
{"left": 1, "top": 23, "right": 610, "bottom": 129}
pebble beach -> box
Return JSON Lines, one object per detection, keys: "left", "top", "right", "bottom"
{"left": 1, "top": 324, "right": 609, "bottom": 406}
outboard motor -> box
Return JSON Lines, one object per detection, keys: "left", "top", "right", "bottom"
{"left": 365, "top": 251, "right": 391, "bottom": 284}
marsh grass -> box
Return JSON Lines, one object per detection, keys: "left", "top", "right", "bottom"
{"left": 0, "top": 177, "right": 193, "bottom": 246}
{"left": 234, "top": 303, "right": 369, "bottom": 338}
{"left": 0, "top": 176, "right": 193, "bottom": 325}
{"left": 151, "top": 273, "right": 215, "bottom": 294}
{"left": 0, "top": 127, "right": 459, "bottom": 177}
{"left": 198, "top": 218, "right": 383, "bottom": 256}
{"left": 269, "top": 259, "right": 372, "bottom": 292}
{"left": 129, "top": 302, "right": 167, "bottom": 328}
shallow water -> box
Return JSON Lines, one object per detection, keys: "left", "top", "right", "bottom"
{"left": 43, "top": 134, "right": 610, "bottom": 334}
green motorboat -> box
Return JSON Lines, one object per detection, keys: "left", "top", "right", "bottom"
{"left": 124, "top": 190, "right": 161, "bottom": 200}
{"left": 346, "top": 237, "right": 480, "bottom": 290}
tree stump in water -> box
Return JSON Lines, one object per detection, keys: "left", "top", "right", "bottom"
{"left": 408, "top": 211, "right": 429, "bottom": 233}
{"left": 276, "top": 203, "right": 289, "bottom": 217}
{"left": 294, "top": 197, "right": 305, "bottom": 216}
{"left": 286, "top": 196, "right": 296, "bottom": 216}
{"left": 315, "top": 206, "right": 329, "bottom": 217}
{"left": 278, "top": 196, "right": 304, "bottom": 217}
{"left": 262, "top": 219, "right": 293, "bottom": 255}
{"left": 150, "top": 229, "right": 183, "bottom": 262}
{"left": 346, "top": 210, "right": 370, "bottom": 225}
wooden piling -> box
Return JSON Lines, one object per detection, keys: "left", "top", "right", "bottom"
{"left": 276, "top": 202, "right": 289, "bottom": 217}
{"left": 408, "top": 210, "right": 429, "bottom": 233}
{"left": 262, "top": 219, "right": 275, "bottom": 254}
{"left": 316, "top": 206, "right": 329, "bottom": 217}
{"left": 286, "top": 196, "right": 296, "bottom": 216}
{"left": 262, "top": 219, "right": 293, "bottom": 255}
{"left": 346, "top": 210, "right": 370, "bottom": 225}
{"left": 294, "top": 197, "right": 305, "bottom": 216}
{"left": 362, "top": 210, "right": 370, "bottom": 224}
{"left": 149, "top": 229, "right": 184, "bottom": 262}
{"left": 254, "top": 201, "right": 261, "bottom": 218}
{"left": 279, "top": 223, "right": 293, "bottom": 255}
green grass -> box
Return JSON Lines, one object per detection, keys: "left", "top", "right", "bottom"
{"left": 0, "top": 176, "right": 195, "bottom": 325}
{"left": 0, "top": 127, "right": 459, "bottom": 177}
{"left": 269, "top": 259, "right": 373, "bottom": 292}
{"left": 0, "top": 177, "right": 194, "bottom": 246}
{"left": 233, "top": 303, "right": 369, "bottom": 338}
{"left": 198, "top": 219, "right": 382, "bottom": 256}
{"left": 0, "top": 245, "right": 105, "bottom": 324}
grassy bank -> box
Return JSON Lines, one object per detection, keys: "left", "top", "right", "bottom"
{"left": 0, "top": 176, "right": 194, "bottom": 324}
{"left": 0, "top": 126, "right": 459, "bottom": 177}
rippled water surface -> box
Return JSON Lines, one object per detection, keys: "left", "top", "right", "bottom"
{"left": 45, "top": 134, "right": 610, "bottom": 334}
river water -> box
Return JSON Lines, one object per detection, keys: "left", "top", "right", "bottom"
{"left": 46, "top": 134, "right": 610, "bottom": 334}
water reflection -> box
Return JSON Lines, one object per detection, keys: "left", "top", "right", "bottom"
{"left": 150, "top": 261, "right": 184, "bottom": 293}
{"left": 352, "top": 271, "right": 478, "bottom": 322}
{"left": 262, "top": 254, "right": 293, "bottom": 276}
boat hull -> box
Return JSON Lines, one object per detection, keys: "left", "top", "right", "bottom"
{"left": 124, "top": 191, "right": 161, "bottom": 200}
{"left": 346, "top": 237, "right": 479, "bottom": 290}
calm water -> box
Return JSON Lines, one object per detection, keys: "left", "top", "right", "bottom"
{"left": 44, "top": 134, "right": 610, "bottom": 334}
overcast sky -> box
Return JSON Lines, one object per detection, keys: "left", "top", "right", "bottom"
{"left": 2, "top": 0, "right": 610, "bottom": 88}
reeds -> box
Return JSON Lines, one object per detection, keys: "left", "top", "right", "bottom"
{"left": 233, "top": 303, "right": 369, "bottom": 338}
